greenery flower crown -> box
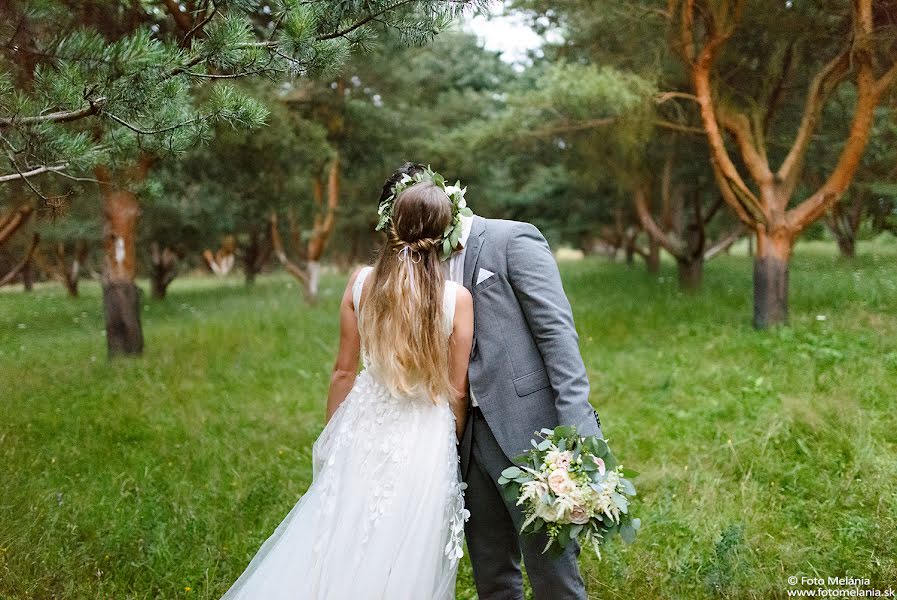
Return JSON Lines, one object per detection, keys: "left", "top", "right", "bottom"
{"left": 376, "top": 166, "right": 473, "bottom": 261}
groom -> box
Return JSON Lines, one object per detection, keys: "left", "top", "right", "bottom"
{"left": 379, "top": 164, "right": 603, "bottom": 600}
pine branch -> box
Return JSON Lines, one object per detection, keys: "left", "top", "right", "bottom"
{"left": 104, "top": 111, "right": 213, "bottom": 135}
{"left": 0, "top": 162, "right": 69, "bottom": 183}
{"left": 0, "top": 98, "right": 107, "bottom": 129}
{"left": 181, "top": 2, "right": 219, "bottom": 47}
{"left": 316, "top": 0, "right": 422, "bottom": 41}
{"left": 5, "top": 154, "right": 52, "bottom": 202}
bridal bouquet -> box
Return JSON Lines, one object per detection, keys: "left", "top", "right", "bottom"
{"left": 498, "top": 426, "right": 640, "bottom": 558}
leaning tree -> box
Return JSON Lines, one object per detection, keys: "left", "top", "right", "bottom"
{"left": 632, "top": 133, "right": 744, "bottom": 291}
{"left": 0, "top": 0, "right": 484, "bottom": 356}
{"left": 668, "top": 0, "right": 897, "bottom": 326}
{"left": 807, "top": 96, "right": 897, "bottom": 258}
{"left": 505, "top": 0, "right": 746, "bottom": 287}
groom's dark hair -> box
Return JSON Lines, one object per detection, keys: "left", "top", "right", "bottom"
{"left": 378, "top": 162, "right": 426, "bottom": 204}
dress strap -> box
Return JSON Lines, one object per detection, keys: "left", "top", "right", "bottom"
{"left": 352, "top": 266, "right": 374, "bottom": 312}
{"left": 442, "top": 281, "right": 458, "bottom": 337}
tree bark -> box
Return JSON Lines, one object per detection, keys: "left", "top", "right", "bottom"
{"left": 96, "top": 164, "right": 145, "bottom": 357}
{"left": 677, "top": 258, "right": 703, "bottom": 292}
{"left": 56, "top": 241, "right": 87, "bottom": 297}
{"left": 753, "top": 228, "right": 793, "bottom": 328}
{"left": 150, "top": 242, "right": 179, "bottom": 299}
{"left": 0, "top": 204, "right": 34, "bottom": 245}
{"left": 0, "top": 233, "right": 39, "bottom": 288}
{"left": 834, "top": 232, "right": 856, "bottom": 259}
{"left": 203, "top": 235, "right": 237, "bottom": 276}
{"left": 645, "top": 236, "right": 661, "bottom": 273}
{"left": 103, "top": 281, "right": 144, "bottom": 356}
{"left": 306, "top": 260, "right": 321, "bottom": 298}
{"left": 22, "top": 250, "right": 34, "bottom": 291}
{"left": 242, "top": 226, "right": 271, "bottom": 285}
{"left": 825, "top": 193, "right": 865, "bottom": 259}
{"left": 624, "top": 241, "right": 635, "bottom": 265}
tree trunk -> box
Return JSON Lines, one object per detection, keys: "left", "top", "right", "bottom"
{"left": 244, "top": 236, "right": 259, "bottom": 285}
{"left": 150, "top": 242, "right": 178, "bottom": 300}
{"left": 22, "top": 253, "right": 33, "bottom": 291}
{"left": 753, "top": 228, "right": 793, "bottom": 329}
{"left": 677, "top": 258, "right": 703, "bottom": 292}
{"left": 826, "top": 194, "right": 864, "bottom": 259}
{"left": 57, "top": 241, "right": 87, "bottom": 297}
{"left": 306, "top": 260, "right": 321, "bottom": 301}
{"left": 0, "top": 232, "right": 39, "bottom": 288}
{"left": 835, "top": 234, "right": 856, "bottom": 259}
{"left": 203, "top": 235, "right": 236, "bottom": 276}
{"left": 242, "top": 227, "right": 270, "bottom": 285}
{"left": 645, "top": 236, "right": 661, "bottom": 273}
{"left": 103, "top": 280, "right": 144, "bottom": 356}
{"left": 150, "top": 274, "right": 168, "bottom": 299}
{"left": 98, "top": 174, "right": 143, "bottom": 356}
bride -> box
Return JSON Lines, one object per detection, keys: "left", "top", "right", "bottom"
{"left": 222, "top": 174, "right": 474, "bottom": 599}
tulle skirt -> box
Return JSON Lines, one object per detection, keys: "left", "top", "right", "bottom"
{"left": 221, "top": 370, "right": 466, "bottom": 599}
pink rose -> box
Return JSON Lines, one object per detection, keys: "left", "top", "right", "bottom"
{"left": 569, "top": 505, "right": 590, "bottom": 525}
{"left": 593, "top": 456, "right": 606, "bottom": 476}
{"left": 554, "top": 451, "right": 573, "bottom": 470}
{"left": 547, "top": 469, "right": 574, "bottom": 495}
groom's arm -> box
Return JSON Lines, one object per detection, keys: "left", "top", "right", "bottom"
{"left": 506, "top": 222, "right": 602, "bottom": 438}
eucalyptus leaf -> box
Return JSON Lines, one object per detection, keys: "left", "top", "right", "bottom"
{"left": 620, "top": 522, "right": 637, "bottom": 545}
{"left": 501, "top": 466, "right": 522, "bottom": 478}
{"left": 554, "top": 425, "right": 576, "bottom": 439}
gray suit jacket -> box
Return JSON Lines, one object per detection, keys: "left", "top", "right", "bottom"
{"left": 460, "top": 216, "right": 601, "bottom": 475}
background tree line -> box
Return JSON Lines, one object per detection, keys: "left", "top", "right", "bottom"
{"left": 2, "top": 0, "right": 896, "bottom": 355}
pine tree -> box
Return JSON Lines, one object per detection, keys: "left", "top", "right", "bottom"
{"left": 0, "top": 0, "right": 485, "bottom": 355}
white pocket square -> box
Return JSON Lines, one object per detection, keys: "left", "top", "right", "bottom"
{"left": 476, "top": 268, "right": 495, "bottom": 285}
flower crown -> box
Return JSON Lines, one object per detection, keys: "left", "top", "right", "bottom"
{"left": 376, "top": 166, "right": 472, "bottom": 261}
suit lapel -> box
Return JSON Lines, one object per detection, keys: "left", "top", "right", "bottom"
{"left": 463, "top": 216, "right": 486, "bottom": 290}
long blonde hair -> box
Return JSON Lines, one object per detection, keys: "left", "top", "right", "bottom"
{"left": 359, "top": 182, "right": 454, "bottom": 401}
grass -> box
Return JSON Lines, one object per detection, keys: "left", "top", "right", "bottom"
{"left": 1, "top": 243, "right": 896, "bottom": 599}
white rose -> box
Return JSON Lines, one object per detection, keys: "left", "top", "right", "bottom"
{"left": 535, "top": 498, "right": 558, "bottom": 522}
{"left": 547, "top": 469, "right": 574, "bottom": 495}
{"left": 569, "top": 505, "right": 590, "bottom": 525}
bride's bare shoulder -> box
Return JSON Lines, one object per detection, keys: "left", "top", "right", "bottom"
{"left": 452, "top": 285, "right": 472, "bottom": 324}
{"left": 453, "top": 284, "right": 471, "bottom": 304}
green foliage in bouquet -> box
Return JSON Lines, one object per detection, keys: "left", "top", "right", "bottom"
{"left": 498, "top": 426, "right": 640, "bottom": 558}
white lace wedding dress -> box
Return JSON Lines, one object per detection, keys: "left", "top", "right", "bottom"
{"left": 222, "top": 267, "right": 468, "bottom": 599}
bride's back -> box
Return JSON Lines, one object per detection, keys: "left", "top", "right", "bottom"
{"left": 357, "top": 182, "right": 455, "bottom": 402}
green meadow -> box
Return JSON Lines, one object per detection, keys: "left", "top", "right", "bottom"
{"left": 2, "top": 244, "right": 896, "bottom": 599}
